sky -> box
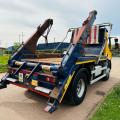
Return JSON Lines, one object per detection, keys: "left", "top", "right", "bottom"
{"left": 0, "top": 0, "right": 120, "bottom": 47}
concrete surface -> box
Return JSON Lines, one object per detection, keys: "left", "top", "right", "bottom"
{"left": 0, "top": 57, "right": 120, "bottom": 120}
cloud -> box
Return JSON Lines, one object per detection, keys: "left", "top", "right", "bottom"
{"left": 0, "top": 0, "right": 35, "bottom": 14}
{"left": 0, "top": 0, "right": 120, "bottom": 47}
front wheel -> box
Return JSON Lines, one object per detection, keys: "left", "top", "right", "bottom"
{"left": 103, "top": 60, "right": 111, "bottom": 81}
{"left": 67, "top": 70, "right": 88, "bottom": 105}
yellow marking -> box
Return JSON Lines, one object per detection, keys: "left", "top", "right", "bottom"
{"left": 76, "top": 58, "right": 107, "bottom": 65}
{"left": 76, "top": 60, "right": 95, "bottom": 65}
{"left": 103, "top": 32, "right": 112, "bottom": 60}
{"left": 31, "top": 80, "right": 38, "bottom": 86}
{"left": 100, "top": 58, "right": 106, "bottom": 61}
{"left": 60, "top": 71, "right": 75, "bottom": 103}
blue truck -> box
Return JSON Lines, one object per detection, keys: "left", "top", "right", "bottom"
{"left": 0, "top": 10, "right": 113, "bottom": 113}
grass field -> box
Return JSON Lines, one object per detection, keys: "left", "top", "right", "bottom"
{"left": 90, "top": 84, "right": 120, "bottom": 120}
{"left": 0, "top": 55, "right": 9, "bottom": 73}
{"left": 0, "top": 55, "right": 9, "bottom": 65}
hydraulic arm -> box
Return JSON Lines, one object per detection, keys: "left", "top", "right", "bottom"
{"left": 10, "top": 19, "right": 53, "bottom": 62}
{"left": 60, "top": 10, "right": 97, "bottom": 75}
{"left": 44, "top": 10, "right": 97, "bottom": 113}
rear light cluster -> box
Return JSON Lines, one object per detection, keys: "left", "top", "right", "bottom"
{"left": 45, "top": 76, "right": 55, "bottom": 83}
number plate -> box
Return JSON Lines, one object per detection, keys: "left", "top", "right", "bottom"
{"left": 19, "top": 73, "right": 24, "bottom": 82}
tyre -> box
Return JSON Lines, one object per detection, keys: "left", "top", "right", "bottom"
{"left": 66, "top": 70, "right": 88, "bottom": 105}
{"left": 102, "top": 60, "right": 111, "bottom": 81}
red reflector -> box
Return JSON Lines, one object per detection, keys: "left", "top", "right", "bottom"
{"left": 46, "top": 77, "right": 55, "bottom": 83}
{"left": 46, "top": 77, "right": 50, "bottom": 82}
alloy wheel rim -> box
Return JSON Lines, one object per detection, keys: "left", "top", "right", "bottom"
{"left": 76, "top": 78, "right": 85, "bottom": 98}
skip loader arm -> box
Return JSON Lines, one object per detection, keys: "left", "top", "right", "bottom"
{"left": 61, "top": 10, "right": 97, "bottom": 71}
{"left": 10, "top": 19, "right": 53, "bottom": 61}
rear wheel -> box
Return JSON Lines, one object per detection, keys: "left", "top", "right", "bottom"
{"left": 67, "top": 70, "right": 88, "bottom": 105}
